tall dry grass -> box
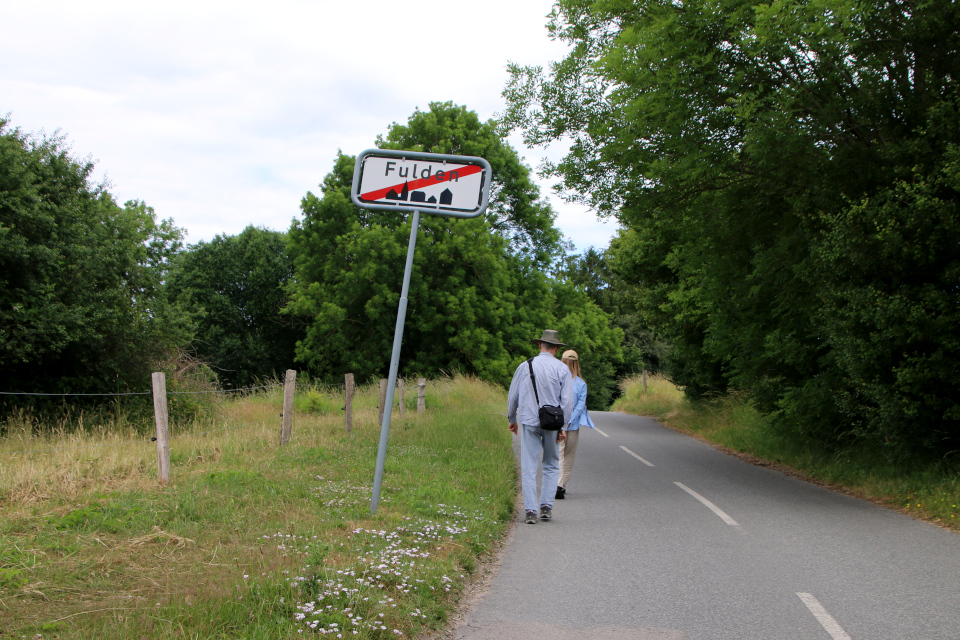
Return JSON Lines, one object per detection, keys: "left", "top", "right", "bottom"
{"left": 612, "top": 373, "right": 960, "bottom": 530}
{"left": 0, "top": 376, "right": 450, "bottom": 510}
{"left": 1, "top": 373, "right": 514, "bottom": 639}
{"left": 611, "top": 372, "right": 686, "bottom": 418}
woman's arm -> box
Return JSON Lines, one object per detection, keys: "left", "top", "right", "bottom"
{"left": 569, "top": 378, "right": 588, "bottom": 427}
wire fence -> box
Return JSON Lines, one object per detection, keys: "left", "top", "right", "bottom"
{"left": 2, "top": 380, "right": 394, "bottom": 400}
{"left": 0, "top": 376, "right": 294, "bottom": 466}
{"left": 0, "top": 372, "right": 432, "bottom": 477}
{"left": 296, "top": 382, "right": 345, "bottom": 390}
{"left": 0, "top": 390, "right": 152, "bottom": 397}
{"left": 0, "top": 419, "right": 272, "bottom": 457}
{"left": 0, "top": 384, "right": 280, "bottom": 397}
{"left": 167, "top": 384, "right": 278, "bottom": 395}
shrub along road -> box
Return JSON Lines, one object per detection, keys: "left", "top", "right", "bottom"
{"left": 450, "top": 412, "right": 960, "bottom": 640}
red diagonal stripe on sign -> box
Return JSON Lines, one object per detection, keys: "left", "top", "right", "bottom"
{"left": 360, "top": 163, "right": 483, "bottom": 201}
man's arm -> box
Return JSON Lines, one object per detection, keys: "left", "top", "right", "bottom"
{"left": 560, "top": 367, "right": 574, "bottom": 426}
{"left": 506, "top": 362, "right": 525, "bottom": 428}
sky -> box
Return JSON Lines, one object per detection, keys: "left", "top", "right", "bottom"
{"left": 1, "top": 0, "right": 620, "bottom": 253}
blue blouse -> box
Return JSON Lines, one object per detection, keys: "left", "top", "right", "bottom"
{"left": 568, "top": 376, "right": 596, "bottom": 431}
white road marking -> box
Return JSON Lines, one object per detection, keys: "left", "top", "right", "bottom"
{"left": 797, "top": 593, "right": 853, "bottom": 640}
{"left": 620, "top": 446, "right": 655, "bottom": 466}
{"left": 674, "top": 482, "right": 739, "bottom": 526}
{"left": 593, "top": 427, "right": 610, "bottom": 438}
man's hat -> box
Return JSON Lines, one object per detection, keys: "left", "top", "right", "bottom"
{"left": 533, "top": 329, "right": 566, "bottom": 347}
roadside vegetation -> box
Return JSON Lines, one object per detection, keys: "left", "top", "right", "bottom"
{"left": 0, "top": 376, "right": 515, "bottom": 639}
{"left": 506, "top": 0, "right": 960, "bottom": 461}
{"left": 613, "top": 375, "right": 960, "bottom": 532}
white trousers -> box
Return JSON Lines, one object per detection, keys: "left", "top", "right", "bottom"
{"left": 558, "top": 428, "right": 580, "bottom": 489}
{"left": 519, "top": 423, "right": 561, "bottom": 511}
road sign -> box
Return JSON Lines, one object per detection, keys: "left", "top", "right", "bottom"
{"left": 351, "top": 149, "right": 491, "bottom": 218}
{"left": 349, "top": 148, "right": 492, "bottom": 514}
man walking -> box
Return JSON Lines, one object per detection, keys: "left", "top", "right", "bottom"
{"left": 507, "top": 329, "right": 574, "bottom": 524}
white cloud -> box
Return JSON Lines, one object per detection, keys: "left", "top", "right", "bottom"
{"left": 1, "top": 0, "right": 619, "bottom": 250}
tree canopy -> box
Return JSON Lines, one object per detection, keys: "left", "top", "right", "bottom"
{"left": 166, "top": 226, "right": 302, "bottom": 388}
{"left": 504, "top": 0, "right": 960, "bottom": 456}
{"left": 1, "top": 106, "right": 627, "bottom": 413}
{"left": 0, "top": 118, "right": 187, "bottom": 396}
{"left": 285, "top": 102, "right": 623, "bottom": 402}
{"left": 378, "top": 102, "right": 564, "bottom": 267}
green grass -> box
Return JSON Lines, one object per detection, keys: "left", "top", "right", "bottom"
{"left": 612, "top": 374, "right": 960, "bottom": 530}
{"left": 0, "top": 375, "right": 516, "bottom": 638}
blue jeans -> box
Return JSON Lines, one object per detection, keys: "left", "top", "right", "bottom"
{"left": 519, "top": 423, "right": 561, "bottom": 512}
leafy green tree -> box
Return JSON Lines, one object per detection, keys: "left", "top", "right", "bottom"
{"left": 0, "top": 118, "right": 187, "bottom": 396}
{"left": 811, "top": 123, "right": 960, "bottom": 453}
{"left": 286, "top": 151, "right": 547, "bottom": 385}
{"left": 378, "top": 102, "right": 563, "bottom": 267}
{"left": 504, "top": 0, "right": 960, "bottom": 454}
{"left": 166, "top": 226, "right": 302, "bottom": 387}
{"left": 548, "top": 278, "right": 624, "bottom": 409}
{"left": 285, "top": 103, "right": 623, "bottom": 398}
{"left": 558, "top": 246, "right": 667, "bottom": 383}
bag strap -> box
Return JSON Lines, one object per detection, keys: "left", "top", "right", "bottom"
{"left": 526, "top": 358, "right": 542, "bottom": 408}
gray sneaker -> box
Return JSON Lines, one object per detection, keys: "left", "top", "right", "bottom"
{"left": 525, "top": 510, "right": 538, "bottom": 524}
{"left": 539, "top": 505, "right": 552, "bottom": 521}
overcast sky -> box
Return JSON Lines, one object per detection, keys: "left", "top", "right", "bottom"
{"left": 1, "top": 0, "right": 619, "bottom": 252}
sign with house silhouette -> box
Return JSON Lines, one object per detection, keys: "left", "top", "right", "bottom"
{"left": 352, "top": 150, "right": 491, "bottom": 218}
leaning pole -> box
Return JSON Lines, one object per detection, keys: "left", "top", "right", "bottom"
{"left": 350, "top": 148, "right": 492, "bottom": 513}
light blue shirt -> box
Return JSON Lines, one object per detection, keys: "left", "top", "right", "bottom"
{"left": 507, "top": 352, "right": 573, "bottom": 428}
{"left": 567, "top": 376, "right": 595, "bottom": 431}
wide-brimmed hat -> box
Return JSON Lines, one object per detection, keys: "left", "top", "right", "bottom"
{"left": 561, "top": 349, "right": 578, "bottom": 360}
{"left": 532, "top": 329, "right": 566, "bottom": 347}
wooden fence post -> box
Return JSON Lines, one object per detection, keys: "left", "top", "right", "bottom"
{"left": 344, "top": 373, "right": 355, "bottom": 433}
{"left": 397, "top": 378, "right": 405, "bottom": 416}
{"left": 280, "top": 369, "right": 296, "bottom": 445}
{"left": 642, "top": 369, "right": 648, "bottom": 394}
{"left": 378, "top": 379, "right": 388, "bottom": 425}
{"left": 417, "top": 378, "right": 426, "bottom": 413}
{"left": 151, "top": 372, "right": 170, "bottom": 485}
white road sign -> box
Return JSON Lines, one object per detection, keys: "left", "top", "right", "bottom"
{"left": 352, "top": 150, "right": 491, "bottom": 218}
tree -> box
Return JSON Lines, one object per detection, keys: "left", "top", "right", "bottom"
{"left": 378, "top": 102, "right": 564, "bottom": 267}
{"left": 166, "top": 226, "right": 302, "bottom": 387}
{"left": 285, "top": 151, "right": 547, "bottom": 386}
{"left": 504, "top": 0, "right": 960, "bottom": 455}
{"left": 811, "top": 126, "right": 960, "bottom": 453}
{"left": 557, "top": 246, "right": 668, "bottom": 386}
{"left": 285, "top": 103, "right": 623, "bottom": 396}
{"left": 548, "top": 277, "right": 625, "bottom": 409}
{"left": 0, "top": 118, "right": 188, "bottom": 396}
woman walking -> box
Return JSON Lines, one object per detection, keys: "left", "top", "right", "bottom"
{"left": 556, "top": 349, "right": 595, "bottom": 499}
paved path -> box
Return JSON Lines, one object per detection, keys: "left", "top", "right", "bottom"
{"left": 449, "top": 411, "right": 960, "bottom": 639}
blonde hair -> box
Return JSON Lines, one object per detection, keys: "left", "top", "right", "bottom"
{"left": 563, "top": 357, "right": 583, "bottom": 381}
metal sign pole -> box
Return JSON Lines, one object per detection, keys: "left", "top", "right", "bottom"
{"left": 370, "top": 208, "right": 421, "bottom": 513}
{"left": 351, "top": 148, "right": 490, "bottom": 515}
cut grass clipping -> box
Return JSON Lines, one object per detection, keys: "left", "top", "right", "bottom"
{"left": 613, "top": 373, "right": 960, "bottom": 531}
{"left": 0, "top": 375, "right": 516, "bottom": 639}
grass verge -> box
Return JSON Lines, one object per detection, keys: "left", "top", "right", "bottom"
{"left": 0, "top": 375, "right": 515, "bottom": 638}
{"left": 612, "top": 374, "right": 960, "bottom": 531}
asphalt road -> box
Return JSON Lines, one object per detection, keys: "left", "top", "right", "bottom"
{"left": 450, "top": 411, "right": 960, "bottom": 640}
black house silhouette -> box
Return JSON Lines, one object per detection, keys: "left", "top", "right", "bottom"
{"left": 385, "top": 182, "right": 410, "bottom": 201}
{"left": 384, "top": 183, "right": 453, "bottom": 206}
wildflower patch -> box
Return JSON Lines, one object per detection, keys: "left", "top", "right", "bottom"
{"left": 281, "top": 507, "right": 482, "bottom": 636}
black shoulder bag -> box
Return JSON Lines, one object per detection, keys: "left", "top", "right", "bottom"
{"left": 527, "top": 358, "right": 565, "bottom": 431}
